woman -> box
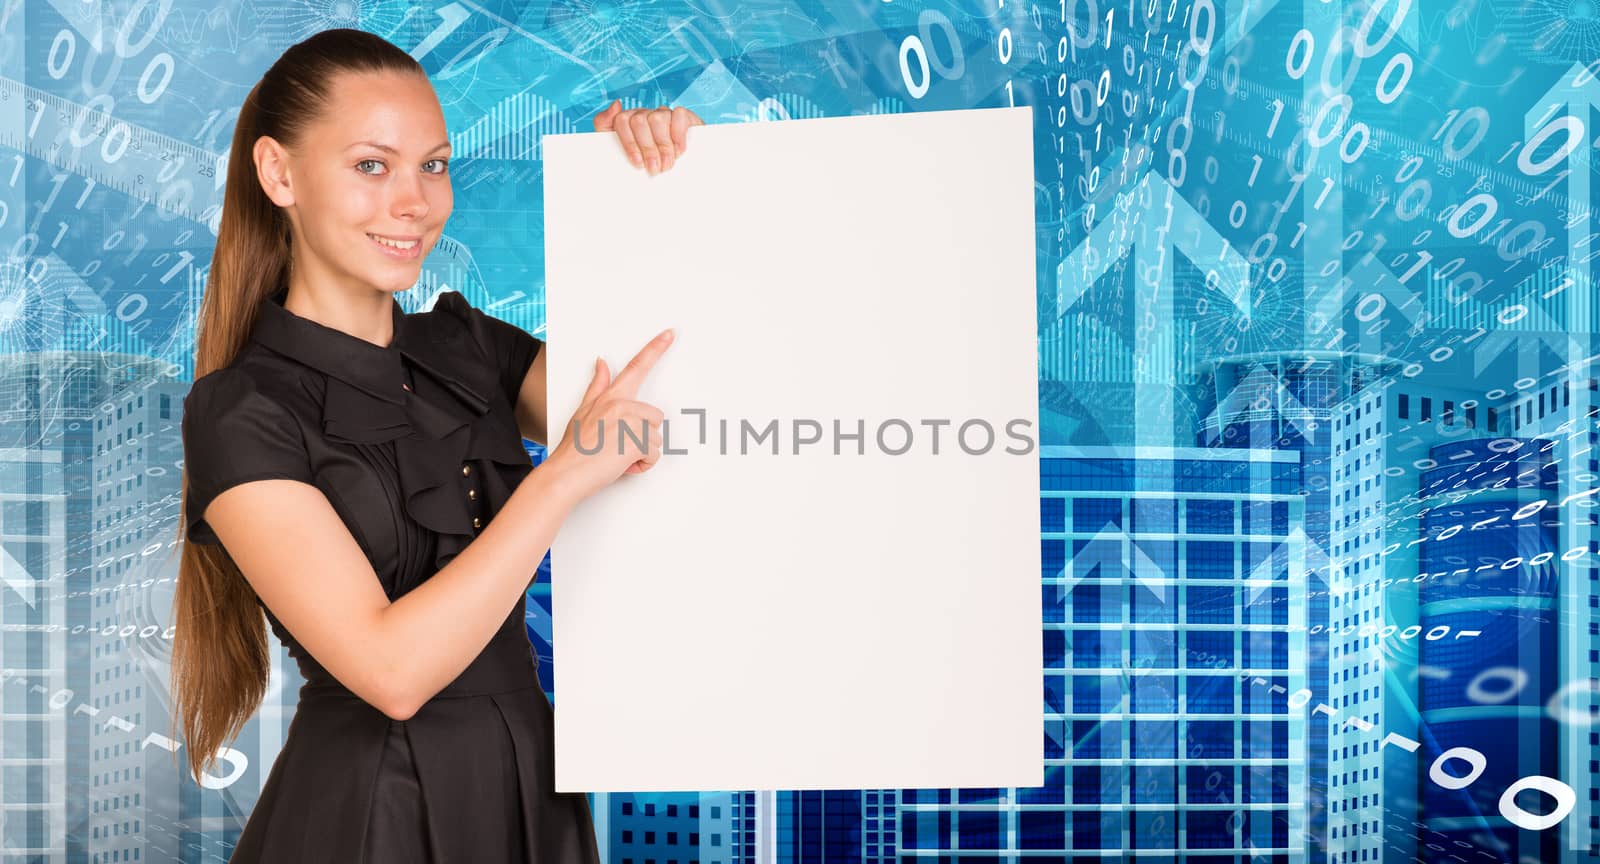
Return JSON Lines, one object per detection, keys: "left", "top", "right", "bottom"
{"left": 171, "top": 27, "right": 696, "bottom": 863}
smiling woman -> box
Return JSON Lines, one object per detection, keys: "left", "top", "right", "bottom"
{"left": 175, "top": 23, "right": 699, "bottom": 863}
{"left": 248, "top": 67, "right": 455, "bottom": 301}
{"left": 172, "top": 28, "right": 603, "bottom": 864}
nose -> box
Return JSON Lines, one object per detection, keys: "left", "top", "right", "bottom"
{"left": 390, "top": 169, "right": 430, "bottom": 222}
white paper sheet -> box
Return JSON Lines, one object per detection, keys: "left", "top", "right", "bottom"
{"left": 541, "top": 105, "right": 1041, "bottom": 793}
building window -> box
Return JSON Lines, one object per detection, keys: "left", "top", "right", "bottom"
{"left": 1397, "top": 394, "right": 1408, "bottom": 419}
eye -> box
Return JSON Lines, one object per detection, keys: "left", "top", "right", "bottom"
{"left": 356, "top": 159, "right": 385, "bottom": 175}
{"left": 424, "top": 158, "right": 450, "bottom": 174}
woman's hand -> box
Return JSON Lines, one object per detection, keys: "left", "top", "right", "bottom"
{"left": 594, "top": 100, "right": 705, "bottom": 175}
{"left": 542, "top": 328, "right": 675, "bottom": 506}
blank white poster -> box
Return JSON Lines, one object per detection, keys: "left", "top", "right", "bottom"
{"left": 540, "top": 105, "right": 1040, "bottom": 793}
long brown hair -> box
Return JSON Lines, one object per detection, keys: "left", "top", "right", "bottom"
{"left": 171, "top": 28, "right": 426, "bottom": 786}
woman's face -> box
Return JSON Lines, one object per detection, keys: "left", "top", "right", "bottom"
{"left": 256, "top": 69, "right": 453, "bottom": 296}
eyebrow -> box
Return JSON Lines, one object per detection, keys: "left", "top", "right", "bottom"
{"left": 347, "top": 140, "right": 452, "bottom": 155}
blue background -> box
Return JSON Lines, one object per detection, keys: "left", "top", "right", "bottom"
{"left": 2, "top": 0, "right": 1598, "bottom": 861}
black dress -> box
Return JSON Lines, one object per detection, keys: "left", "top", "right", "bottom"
{"left": 181, "top": 287, "right": 601, "bottom": 864}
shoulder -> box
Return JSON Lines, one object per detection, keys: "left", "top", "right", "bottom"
{"left": 409, "top": 289, "right": 541, "bottom": 363}
{"left": 182, "top": 354, "right": 317, "bottom": 544}
{"left": 182, "top": 352, "right": 313, "bottom": 450}
{"left": 411, "top": 290, "right": 490, "bottom": 344}
{"left": 187, "top": 345, "right": 318, "bottom": 420}
{"left": 429, "top": 288, "right": 475, "bottom": 321}
{"left": 183, "top": 364, "right": 247, "bottom": 423}
{"left": 404, "top": 291, "right": 542, "bottom": 407}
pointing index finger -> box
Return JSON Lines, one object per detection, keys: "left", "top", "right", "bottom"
{"left": 607, "top": 328, "right": 675, "bottom": 400}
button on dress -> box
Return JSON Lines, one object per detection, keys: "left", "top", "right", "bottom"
{"left": 180, "top": 288, "right": 600, "bottom": 864}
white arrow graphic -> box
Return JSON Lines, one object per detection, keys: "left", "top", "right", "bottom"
{"left": 1527, "top": 63, "right": 1600, "bottom": 861}
{"left": 0, "top": 538, "right": 37, "bottom": 610}
{"left": 1059, "top": 172, "right": 1252, "bottom": 446}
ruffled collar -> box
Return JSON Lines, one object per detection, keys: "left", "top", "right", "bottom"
{"left": 248, "top": 288, "right": 532, "bottom": 575}
{"left": 249, "top": 287, "right": 485, "bottom": 406}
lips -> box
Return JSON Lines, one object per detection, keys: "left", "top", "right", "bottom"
{"left": 368, "top": 232, "right": 422, "bottom": 260}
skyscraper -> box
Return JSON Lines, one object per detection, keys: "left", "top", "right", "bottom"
{"left": 1323, "top": 376, "right": 1565, "bottom": 863}
{"left": 1491, "top": 375, "right": 1600, "bottom": 863}
{"left": 1197, "top": 351, "right": 1397, "bottom": 863}
{"left": 955, "top": 444, "right": 1309, "bottom": 860}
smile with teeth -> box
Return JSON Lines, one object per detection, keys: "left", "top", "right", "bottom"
{"left": 368, "top": 233, "right": 419, "bottom": 250}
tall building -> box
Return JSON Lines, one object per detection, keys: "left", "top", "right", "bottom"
{"left": 89, "top": 376, "right": 190, "bottom": 864}
{"left": 1414, "top": 437, "right": 1559, "bottom": 863}
{"left": 1325, "top": 378, "right": 1457, "bottom": 864}
{"left": 0, "top": 349, "right": 182, "bottom": 864}
{"left": 897, "top": 445, "right": 1307, "bottom": 860}
{"left": 602, "top": 794, "right": 741, "bottom": 864}
{"left": 1196, "top": 352, "right": 1397, "bottom": 864}
{"left": 0, "top": 346, "right": 271, "bottom": 864}
{"left": 0, "top": 360, "right": 73, "bottom": 864}
{"left": 1493, "top": 375, "right": 1600, "bottom": 863}
{"left": 1323, "top": 376, "right": 1565, "bottom": 864}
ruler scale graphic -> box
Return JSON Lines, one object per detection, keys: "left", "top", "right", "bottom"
{"left": 0, "top": 75, "right": 225, "bottom": 230}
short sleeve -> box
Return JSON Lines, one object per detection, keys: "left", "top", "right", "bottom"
{"left": 181, "top": 368, "right": 315, "bottom": 546}
{"left": 433, "top": 290, "right": 544, "bottom": 408}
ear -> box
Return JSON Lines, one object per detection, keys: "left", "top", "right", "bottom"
{"left": 254, "top": 135, "right": 296, "bottom": 208}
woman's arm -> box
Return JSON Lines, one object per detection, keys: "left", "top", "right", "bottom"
{"left": 203, "top": 461, "right": 582, "bottom": 721}
{"left": 513, "top": 346, "right": 549, "bottom": 446}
